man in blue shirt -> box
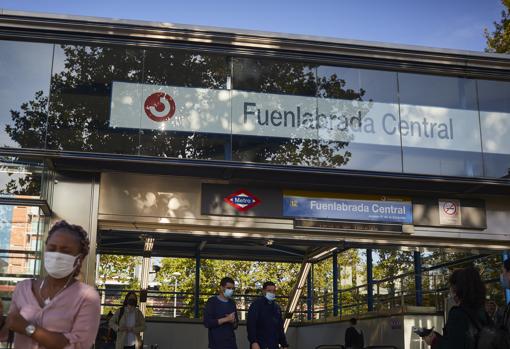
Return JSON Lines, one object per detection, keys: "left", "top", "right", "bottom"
{"left": 203, "top": 277, "right": 239, "bottom": 349}
{"left": 247, "top": 281, "right": 289, "bottom": 349}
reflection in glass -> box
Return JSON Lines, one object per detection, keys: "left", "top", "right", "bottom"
{"left": 47, "top": 44, "right": 143, "bottom": 154}
{"left": 0, "top": 40, "right": 53, "bottom": 149}
{"left": 317, "top": 66, "right": 402, "bottom": 172}
{"left": 140, "top": 48, "right": 230, "bottom": 159}
{"left": 398, "top": 73, "right": 483, "bottom": 177}
{"left": 233, "top": 57, "right": 317, "bottom": 96}
{"left": 232, "top": 57, "right": 320, "bottom": 166}
{"left": 0, "top": 157, "right": 43, "bottom": 198}
{"left": 2, "top": 38, "right": 510, "bottom": 180}
{"left": 0, "top": 205, "right": 44, "bottom": 302}
{"left": 478, "top": 79, "right": 510, "bottom": 178}
{"left": 0, "top": 205, "right": 44, "bottom": 281}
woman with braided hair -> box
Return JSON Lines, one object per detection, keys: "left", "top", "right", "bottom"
{"left": 1, "top": 220, "right": 101, "bottom": 348}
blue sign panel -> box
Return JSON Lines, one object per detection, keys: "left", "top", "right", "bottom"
{"left": 283, "top": 196, "right": 412, "bottom": 224}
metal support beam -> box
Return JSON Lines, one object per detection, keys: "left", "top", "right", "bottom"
{"left": 333, "top": 251, "right": 339, "bottom": 317}
{"left": 307, "top": 269, "right": 313, "bottom": 320}
{"left": 139, "top": 236, "right": 154, "bottom": 316}
{"left": 0, "top": 197, "right": 52, "bottom": 216}
{"left": 139, "top": 256, "right": 151, "bottom": 316}
{"left": 283, "top": 261, "right": 312, "bottom": 332}
{"left": 414, "top": 251, "right": 423, "bottom": 306}
{"left": 194, "top": 251, "right": 201, "bottom": 318}
{"left": 367, "top": 249, "right": 374, "bottom": 312}
{"left": 504, "top": 251, "right": 510, "bottom": 305}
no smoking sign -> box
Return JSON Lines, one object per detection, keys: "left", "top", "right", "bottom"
{"left": 439, "top": 199, "right": 461, "bottom": 225}
{"left": 442, "top": 201, "right": 457, "bottom": 215}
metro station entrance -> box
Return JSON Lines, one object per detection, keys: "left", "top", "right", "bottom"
{"left": 1, "top": 10, "right": 510, "bottom": 349}
{"left": 91, "top": 171, "right": 510, "bottom": 349}
{"left": 95, "top": 227, "right": 507, "bottom": 349}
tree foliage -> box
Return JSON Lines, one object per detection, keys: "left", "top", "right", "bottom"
{"left": 156, "top": 257, "right": 301, "bottom": 318}
{"left": 97, "top": 254, "right": 141, "bottom": 287}
{"left": 485, "top": 0, "right": 510, "bottom": 53}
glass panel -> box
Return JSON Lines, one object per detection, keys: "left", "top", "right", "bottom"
{"left": 0, "top": 252, "right": 39, "bottom": 275}
{"left": 0, "top": 205, "right": 43, "bottom": 265}
{"left": 398, "top": 73, "right": 483, "bottom": 177}
{"left": 0, "top": 157, "right": 44, "bottom": 198}
{"left": 478, "top": 79, "right": 510, "bottom": 178}
{"left": 316, "top": 66, "right": 402, "bottom": 172}
{"left": 231, "top": 57, "right": 319, "bottom": 166}
{"left": 138, "top": 49, "right": 230, "bottom": 160}
{"left": 0, "top": 40, "right": 53, "bottom": 149}
{"left": 0, "top": 205, "right": 44, "bottom": 306}
{"left": 47, "top": 44, "right": 143, "bottom": 154}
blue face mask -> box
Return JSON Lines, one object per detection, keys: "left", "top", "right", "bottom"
{"left": 500, "top": 274, "right": 510, "bottom": 289}
{"left": 224, "top": 288, "right": 234, "bottom": 298}
{"left": 265, "top": 292, "right": 276, "bottom": 302}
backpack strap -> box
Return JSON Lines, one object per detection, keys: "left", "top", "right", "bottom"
{"left": 460, "top": 306, "right": 492, "bottom": 330}
{"left": 458, "top": 307, "right": 483, "bottom": 349}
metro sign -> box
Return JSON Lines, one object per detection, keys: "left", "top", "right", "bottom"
{"left": 224, "top": 189, "right": 261, "bottom": 212}
{"left": 144, "top": 92, "right": 176, "bottom": 122}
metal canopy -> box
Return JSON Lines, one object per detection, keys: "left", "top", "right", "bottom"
{"left": 21, "top": 149, "right": 510, "bottom": 197}
{"left": 97, "top": 229, "right": 343, "bottom": 263}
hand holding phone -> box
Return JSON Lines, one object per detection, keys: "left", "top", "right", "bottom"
{"left": 412, "top": 326, "right": 434, "bottom": 337}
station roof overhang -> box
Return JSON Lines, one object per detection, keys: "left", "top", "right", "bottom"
{"left": 97, "top": 228, "right": 348, "bottom": 263}
{"left": 97, "top": 224, "right": 505, "bottom": 262}
{"left": 6, "top": 148, "right": 510, "bottom": 198}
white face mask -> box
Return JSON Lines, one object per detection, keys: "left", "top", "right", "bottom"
{"left": 44, "top": 251, "right": 80, "bottom": 279}
{"left": 265, "top": 292, "right": 276, "bottom": 302}
{"left": 223, "top": 289, "right": 234, "bottom": 298}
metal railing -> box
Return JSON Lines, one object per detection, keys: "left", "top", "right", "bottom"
{"left": 97, "top": 253, "right": 504, "bottom": 321}
{"left": 97, "top": 288, "right": 310, "bottom": 320}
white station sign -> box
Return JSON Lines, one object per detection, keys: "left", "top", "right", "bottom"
{"left": 110, "top": 81, "right": 504, "bottom": 153}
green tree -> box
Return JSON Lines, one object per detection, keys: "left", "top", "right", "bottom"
{"left": 97, "top": 254, "right": 141, "bottom": 286}
{"left": 156, "top": 257, "right": 301, "bottom": 318}
{"left": 336, "top": 249, "right": 365, "bottom": 316}
{"left": 485, "top": 0, "right": 510, "bottom": 53}
{"left": 372, "top": 249, "right": 414, "bottom": 310}
{"left": 96, "top": 254, "right": 142, "bottom": 315}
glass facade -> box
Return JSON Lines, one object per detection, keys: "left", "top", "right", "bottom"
{"left": 232, "top": 57, "right": 318, "bottom": 166}
{"left": 1, "top": 38, "right": 509, "bottom": 179}
{"left": 478, "top": 79, "right": 510, "bottom": 178}
{"left": 316, "top": 66, "right": 402, "bottom": 172}
{"left": 47, "top": 44, "right": 143, "bottom": 155}
{"left": 398, "top": 73, "right": 483, "bottom": 177}
{"left": 0, "top": 40, "right": 53, "bottom": 149}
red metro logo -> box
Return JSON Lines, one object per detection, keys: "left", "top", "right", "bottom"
{"left": 224, "top": 189, "right": 261, "bottom": 212}
{"left": 144, "top": 92, "right": 176, "bottom": 122}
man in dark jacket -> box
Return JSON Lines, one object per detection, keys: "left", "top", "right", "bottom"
{"left": 247, "top": 281, "right": 289, "bottom": 349}
{"left": 203, "top": 277, "right": 239, "bottom": 349}
{"left": 345, "top": 318, "right": 364, "bottom": 349}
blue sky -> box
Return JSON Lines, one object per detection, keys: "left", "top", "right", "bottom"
{"left": 0, "top": 0, "right": 505, "bottom": 52}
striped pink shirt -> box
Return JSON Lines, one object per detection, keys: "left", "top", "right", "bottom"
{"left": 9, "top": 279, "right": 101, "bottom": 349}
